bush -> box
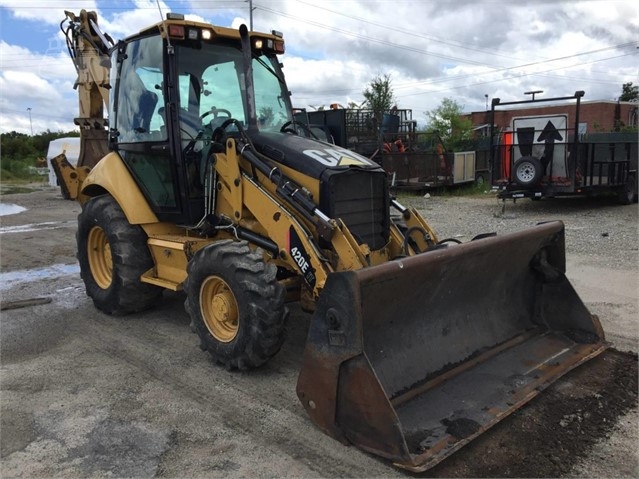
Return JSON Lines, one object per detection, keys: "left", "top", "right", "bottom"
{"left": 1, "top": 129, "right": 79, "bottom": 181}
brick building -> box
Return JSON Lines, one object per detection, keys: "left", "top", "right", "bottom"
{"left": 464, "top": 100, "right": 638, "bottom": 136}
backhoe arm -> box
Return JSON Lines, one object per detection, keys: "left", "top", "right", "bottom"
{"left": 62, "top": 9, "right": 112, "bottom": 130}
{"left": 52, "top": 10, "right": 113, "bottom": 198}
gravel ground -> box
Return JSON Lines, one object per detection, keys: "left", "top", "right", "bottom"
{"left": 1, "top": 185, "right": 637, "bottom": 478}
{"left": 401, "top": 190, "right": 639, "bottom": 356}
{"left": 399, "top": 192, "right": 638, "bottom": 270}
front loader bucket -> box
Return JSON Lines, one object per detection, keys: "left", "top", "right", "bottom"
{"left": 296, "top": 221, "right": 606, "bottom": 472}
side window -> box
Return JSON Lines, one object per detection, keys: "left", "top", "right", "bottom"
{"left": 123, "top": 151, "right": 176, "bottom": 208}
{"left": 111, "top": 36, "right": 177, "bottom": 211}
{"left": 114, "top": 36, "right": 166, "bottom": 143}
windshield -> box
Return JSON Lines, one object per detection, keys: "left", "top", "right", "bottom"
{"left": 175, "top": 42, "right": 291, "bottom": 134}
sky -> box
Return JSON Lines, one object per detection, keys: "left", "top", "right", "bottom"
{"left": 0, "top": 0, "right": 637, "bottom": 135}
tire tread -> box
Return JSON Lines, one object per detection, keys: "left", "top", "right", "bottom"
{"left": 184, "top": 240, "right": 287, "bottom": 370}
{"left": 77, "top": 195, "right": 161, "bottom": 315}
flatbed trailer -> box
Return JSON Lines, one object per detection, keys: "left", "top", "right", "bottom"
{"left": 490, "top": 92, "right": 638, "bottom": 204}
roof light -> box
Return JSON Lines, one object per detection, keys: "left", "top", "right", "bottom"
{"left": 271, "top": 30, "right": 283, "bottom": 38}
{"left": 168, "top": 24, "right": 185, "bottom": 38}
{"left": 253, "top": 36, "right": 284, "bottom": 53}
{"left": 166, "top": 13, "right": 184, "bottom": 20}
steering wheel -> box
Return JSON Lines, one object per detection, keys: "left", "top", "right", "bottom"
{"left": 280, "top": 120, "right": 318, "bottom": 139}
{"left": 210, "top": 118, "right": 238, "bottom": 143}
{"left": 201, "top": 107, "right": 232, "bottom": 121}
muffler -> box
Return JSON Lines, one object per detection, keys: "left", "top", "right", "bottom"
{"left": 296, "top": 220, "right": 606, "bottom": 471}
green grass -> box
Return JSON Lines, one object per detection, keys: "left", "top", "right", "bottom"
{"left": 439, "top": 182, "right": 495, "bottom": 197}
{"left": 0, "top": 185, "right": 38, "bottom": 195}
{"left": 0, "top": 177, "right": 51, "bottom": 195}
{"left": 395, "top": 181, "right": 496, "bottom": 199}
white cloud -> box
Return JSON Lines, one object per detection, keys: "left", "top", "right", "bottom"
{"left": 0, "top": 41, "right": 78, "bottom": 134}
{"left": 0, "top": 0, "right": 637, "bottom": 135}
{"left": 0, "top": 1, "right": 99, "bottom": 25}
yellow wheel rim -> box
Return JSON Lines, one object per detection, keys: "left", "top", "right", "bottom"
{"left": 200, "top": 276, "right": 239, "bottom": 342}
{"left": 87, "top": 226, "right": 113, "bottom": 289}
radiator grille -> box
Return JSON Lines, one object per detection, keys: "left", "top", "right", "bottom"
{"left": 324, "top": 170, "right": 389, "bottom": 251}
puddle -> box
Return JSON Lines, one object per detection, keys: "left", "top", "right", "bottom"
{"left": 0, "top": 263, "right": 80, "bottom": 291}
{"left": 0, "top": 203, "right": 27, "bottom": 216}
{"left": 0, "top": 221, "right": 71, "bottom": 234}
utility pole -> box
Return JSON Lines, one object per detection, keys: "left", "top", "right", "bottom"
{"left": 248, "top": 0, "right": 255, "bottom": 30}
{"left": 524, "top": 90, "right": 543, "bottom": 101}
{"left": 484, "top": 94, "right": 488, "bottom": 111}
{"left": 27, "top": 107, "right": 33, "bottom": 135}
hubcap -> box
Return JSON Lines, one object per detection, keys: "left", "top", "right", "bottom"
{"left": 517, "top": 162, "right": 535, "bottom": 182}
{"left": 200, "top": 276, "right": 239, "bottom": 342}
{"left": 87, "top": 226, "right": 113, "bottom": 289}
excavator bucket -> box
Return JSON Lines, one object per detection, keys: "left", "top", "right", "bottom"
{"left": 297, "top": 220, "right": 606, "bottom": 472}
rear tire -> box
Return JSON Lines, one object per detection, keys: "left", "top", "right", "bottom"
{"left": 513, "top": 156, "right": 543, "bottom": 187}
{"left": 77, "top": 195, "right": 161, "bottom": 315}
{"left": 185, "top": 240, "right": 287, "bottom": 370}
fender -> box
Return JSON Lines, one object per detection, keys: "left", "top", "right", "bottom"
{"left": 81, "top": 152, "right": 158, "bottom": 225}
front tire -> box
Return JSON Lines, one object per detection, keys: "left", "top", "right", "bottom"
{"left": 185, "top": 240, "right": 287, "bottom": 370}
{"left": 77, "top": 195, "right": 161, "bottom": 315}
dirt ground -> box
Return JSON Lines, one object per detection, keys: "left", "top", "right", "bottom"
{"left": 1, "top": 186, "right": 637, "bottom": 478}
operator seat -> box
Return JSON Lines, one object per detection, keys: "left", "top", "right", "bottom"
{"left": 118, "top": 69, "right": 159, "bottom": 142}
{"left": 133, "top": 89, "right": 158, "bottom": 135}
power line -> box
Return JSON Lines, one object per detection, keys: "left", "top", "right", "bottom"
{"left": 256, "top": 4, "right": 491, "bottom": 67}
{"left": 394, "top": 52, "right": 638, "bottom": 100}
{"left": 290, "top": 51, "right": 638, "bottom": 102}
{"left": 2, "top": 1, "right": 247, "bottom": 8}
{"left": 299, "top": 47, "right": 636, "bottom": 97}
{"left": 295, "top": 0, "right": 527, "bottom": 64}
{"left": 2, "top": 1, "right": 635, "bottom": 108}
{"left": 255, "top": 3, "right": 636, "bottom": 88}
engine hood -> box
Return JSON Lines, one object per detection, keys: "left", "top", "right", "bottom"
{"left": 247, "top": 131, "right": 383, "bottom": 179}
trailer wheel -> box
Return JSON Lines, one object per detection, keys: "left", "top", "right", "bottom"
{"left": 77, "top": 195, "right": 162, "bottom": 315}
{"left": 513, "top": 156, "right": 543, "bottom": 187}
{"left": 617, "top": 174, "right": 637, "bottom": 205}
{"left": 185, "top": 240, "right": 287, "bottom": 370}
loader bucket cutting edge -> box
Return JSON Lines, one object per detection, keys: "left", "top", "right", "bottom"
{"left": 296, "top": 220, "right": 607, "bottom": 472}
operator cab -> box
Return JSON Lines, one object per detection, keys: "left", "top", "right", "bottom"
{"left": 108, "top": 17, "right": 291, "bottom": 225}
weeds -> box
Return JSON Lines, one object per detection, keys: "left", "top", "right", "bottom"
{"left": 395, "top": 181, "right": 496, "bottom": 199}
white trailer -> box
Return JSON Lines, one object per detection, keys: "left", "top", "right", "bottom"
{"left": 46, "top": 138, "right": 81, "bottom": 186}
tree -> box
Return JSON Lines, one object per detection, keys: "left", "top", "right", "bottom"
{"left": 258, "top": 106, "right": 275, "bottom": 126}
{"left": 1, "top": 129, "right": 80, "bottom": 181}
{"left": 362, "top": 74, "right": 394, "bottom": 121}
{"left": 619, "top": 82, "right": 638, "bottom": 102}
{"left": 424, "top": 97, "right": 473, "bottom": 151}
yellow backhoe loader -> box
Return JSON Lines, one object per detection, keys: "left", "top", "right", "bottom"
{"left": 52, "top": 10, "right": 607, "bottom": 471}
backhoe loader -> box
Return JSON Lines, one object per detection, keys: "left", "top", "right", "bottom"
{"left": 52, "top": 10, "right": 607, "bottom": 472}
